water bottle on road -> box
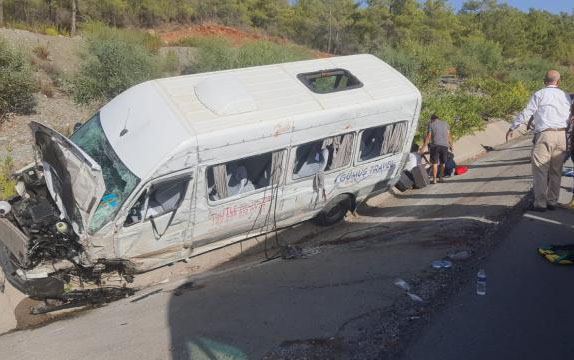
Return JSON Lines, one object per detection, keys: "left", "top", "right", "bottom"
{"left": 476, "top": 269, "right": 486, "bottom": 295}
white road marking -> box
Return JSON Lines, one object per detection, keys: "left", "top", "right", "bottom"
{"left": 524, "top": 213, "right": 574, "bottom": 229}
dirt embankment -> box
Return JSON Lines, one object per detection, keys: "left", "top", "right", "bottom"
{"left": 156, "top": 23, "right": 331, "bottom": 58}
{"left": 158, "top": 23, "right": 270, "bottom": 45}
{"left": 0, "top": 28, "right": 95, "bottom": 167}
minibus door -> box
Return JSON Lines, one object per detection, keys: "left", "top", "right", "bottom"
{"left": 115, "top": 172, "right": 194, "bottom": 259}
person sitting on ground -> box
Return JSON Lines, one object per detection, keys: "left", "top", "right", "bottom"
{"left": 404, "top": 143, "right": 422, "bottom": 172}
{"left": 420, "top": 114, "right": 453, "bottom": 184}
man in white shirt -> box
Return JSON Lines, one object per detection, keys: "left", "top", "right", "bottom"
{"left": 506, "top": 70, "right": 572, "bottom": 211}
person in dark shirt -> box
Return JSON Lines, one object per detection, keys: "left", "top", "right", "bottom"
{"left": 421, "top": 114, "right": 453, "bottom": 184}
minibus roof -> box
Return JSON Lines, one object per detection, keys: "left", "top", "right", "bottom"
{"left": 99, "top": 54, "right": 421, "bottom": 178}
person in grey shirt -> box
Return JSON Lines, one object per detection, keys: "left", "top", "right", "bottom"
{"left": 421, "top": 114, "right": 452, "bottom": 184}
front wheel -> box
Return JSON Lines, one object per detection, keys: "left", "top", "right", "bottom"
{"left": 314, "top": 195, "right": 353, "bottom": 226}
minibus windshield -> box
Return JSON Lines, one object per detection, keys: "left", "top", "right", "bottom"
{"left": 71, "top": 113, "right": 140, "bottom": 233}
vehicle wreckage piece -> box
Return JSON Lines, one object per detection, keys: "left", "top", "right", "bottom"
{"left": 0, "top": 164, "right": 134, "bottom": 300}
{"left": 31, "top": 287, "right": 135, "bottom": 315}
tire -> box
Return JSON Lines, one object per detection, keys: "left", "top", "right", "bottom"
{"left": 314, "top": 194, "right": 353, "bottom": 226}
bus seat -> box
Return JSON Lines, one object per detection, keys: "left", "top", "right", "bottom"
{"left": 295, "top": 146, "right": 329, "bottom": 178}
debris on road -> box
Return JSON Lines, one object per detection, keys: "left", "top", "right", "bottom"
{"left": 476, "top": 269, "right": 487, "bottom": 296}
{"left": 394, "top": 278, "right": 411, "bottom": 292}
{"left": 431, "top": 260, "right": 453, "bottom": 269}
{"left": 407, "top": 292, "right": 424, "bottom": 302}
{"left": 129, "top": 289, "right": 163, "bottom": 303}
{"left": 448, "top": 250, "right": 472, "bottom": 261}
{"left": 394, "top": 278, "right": 424, "bottom": 303}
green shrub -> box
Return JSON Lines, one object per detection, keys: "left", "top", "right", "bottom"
{"left": 176, "top": 36, "right": 209, "bottom": 48}
{"left": 373, "top": 45, "right": 420, "bottom": 84}
{"left": 505, "top": 56, "right": 566, "bottom": 83}
{"left": 454, "top": 54, "right": 487, "bottom": 79}
{"left": 458, "top": 36, "right": 503, "bottom": 74}
{"left": 0, "top": 153, "right": 16, "bottom": 201}
{"left": 463, "top": 78, "right": 531, "bottom": 118}
{"left": 190, "top": 37, "right": 313, "bottom": 73}
{"left": 235, "top": 41, "right": 313, "bottom": 67}
{"left": 419, "top": 90, "right": 486, "bottom": 142}
{"left": 81, "top": 22, "right": 162, "bottom": 53}
{"left": 44, "top": 27, "right": 60, "bottom": 36}
{"left": 374, "top": 42, "right": 447, "bottom": 89}
{"left": 32, "top": 44, "right": 50, "bottom": 60}
{"left": 70, "top": 25, "right": 162, "bottom": 104}
{"left": 0, "top": 38, "right": 37, "bottom": 119}
{"left": 162, "top": 50, "right": 181, "bottom": 75}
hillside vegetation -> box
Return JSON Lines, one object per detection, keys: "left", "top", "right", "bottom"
{"left": 1, "top": 0, "right": 573, "bottom": 140}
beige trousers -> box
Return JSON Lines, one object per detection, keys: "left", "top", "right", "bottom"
{"left": 531, "top": 131, "right": 567, "bottom": 208}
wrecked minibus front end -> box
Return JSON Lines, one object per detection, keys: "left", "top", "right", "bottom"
{"left": 0, "top": 120, "right": 136, "bottom": 302}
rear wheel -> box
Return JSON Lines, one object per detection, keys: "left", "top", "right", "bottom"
{"left": 314, "top": 194, "right": 353, "bottom": 226}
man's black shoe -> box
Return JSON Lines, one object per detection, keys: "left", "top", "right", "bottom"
{"left": 529, "top": 206, "right": 547, "bottom": 212}
{"left": 547, "top": 204, "right": 556, "bottom": 211}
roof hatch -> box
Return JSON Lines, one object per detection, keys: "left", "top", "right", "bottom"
{"left": 195, "top": 75, "right": 257, "bottom": 116}
{"left": 297, "top": 68, "right": 363, "bottom": 94}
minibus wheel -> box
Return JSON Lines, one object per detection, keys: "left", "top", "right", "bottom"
{"left": 315, "top": 194, "right": 352, "bottom": 226}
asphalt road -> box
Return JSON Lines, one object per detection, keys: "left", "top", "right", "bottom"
{"left": 402, "top": 174, "right": 574, "bottom": 360}
{"left": 0, "top": 137, "right": 538, "bottom": 360}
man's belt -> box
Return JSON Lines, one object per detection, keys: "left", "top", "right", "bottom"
{"left": 541, "top": 128, "right": 567, "bottom": 132}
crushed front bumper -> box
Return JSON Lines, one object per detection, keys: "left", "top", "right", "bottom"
{"left": 0, "top": 241, "right": 65, "bottom": 299}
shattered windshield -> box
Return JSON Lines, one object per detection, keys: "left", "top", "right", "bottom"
{"left": 71, "top": 113, "right": 140, "bottom": 233}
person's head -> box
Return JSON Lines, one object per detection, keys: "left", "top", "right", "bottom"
{"left": 430, "top": 114, "right": 439, "bottom": 122}
{"left": 544, "top": 70, "right": 560, "bottom": 86}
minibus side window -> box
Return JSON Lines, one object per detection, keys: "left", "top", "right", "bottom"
{"left": 207, "top": 150, "right": 284, "bottom": 202}
{"left": 293, "top": 133, "right": 354, "bottom": 179}
{"left": 145, "top": 179, "right": 189, "bottom": 219}
{"left": 359, "top": 122, "right": 408, "bottom": 162}
{"left": 123, "top": 177, "right": 190, "bottom": 226}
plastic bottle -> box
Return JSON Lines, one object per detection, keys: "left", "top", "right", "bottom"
{"left": 476, "top": 269, "right": 486, "bottom": 296}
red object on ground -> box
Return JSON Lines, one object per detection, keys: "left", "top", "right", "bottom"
{"left": 455, "top": 166, "right": 468, "bottom": 175}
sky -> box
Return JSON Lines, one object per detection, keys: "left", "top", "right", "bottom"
{"left": 447, "top": 0, "right": 574, "bottom": 14}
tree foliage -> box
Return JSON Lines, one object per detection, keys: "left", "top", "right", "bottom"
{"left": 69, "top": 24, "right": 160, "bottom": 104}
{"left": 4, "top": 0, "right": 573, "bottom": 139}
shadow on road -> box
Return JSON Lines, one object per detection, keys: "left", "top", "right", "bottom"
{"left": 165, "top": 141, "right": 534, "bottom": 359}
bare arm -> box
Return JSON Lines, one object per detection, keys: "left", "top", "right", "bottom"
{"left": 421, "top": 132, "right": 432, "bottom": 153}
